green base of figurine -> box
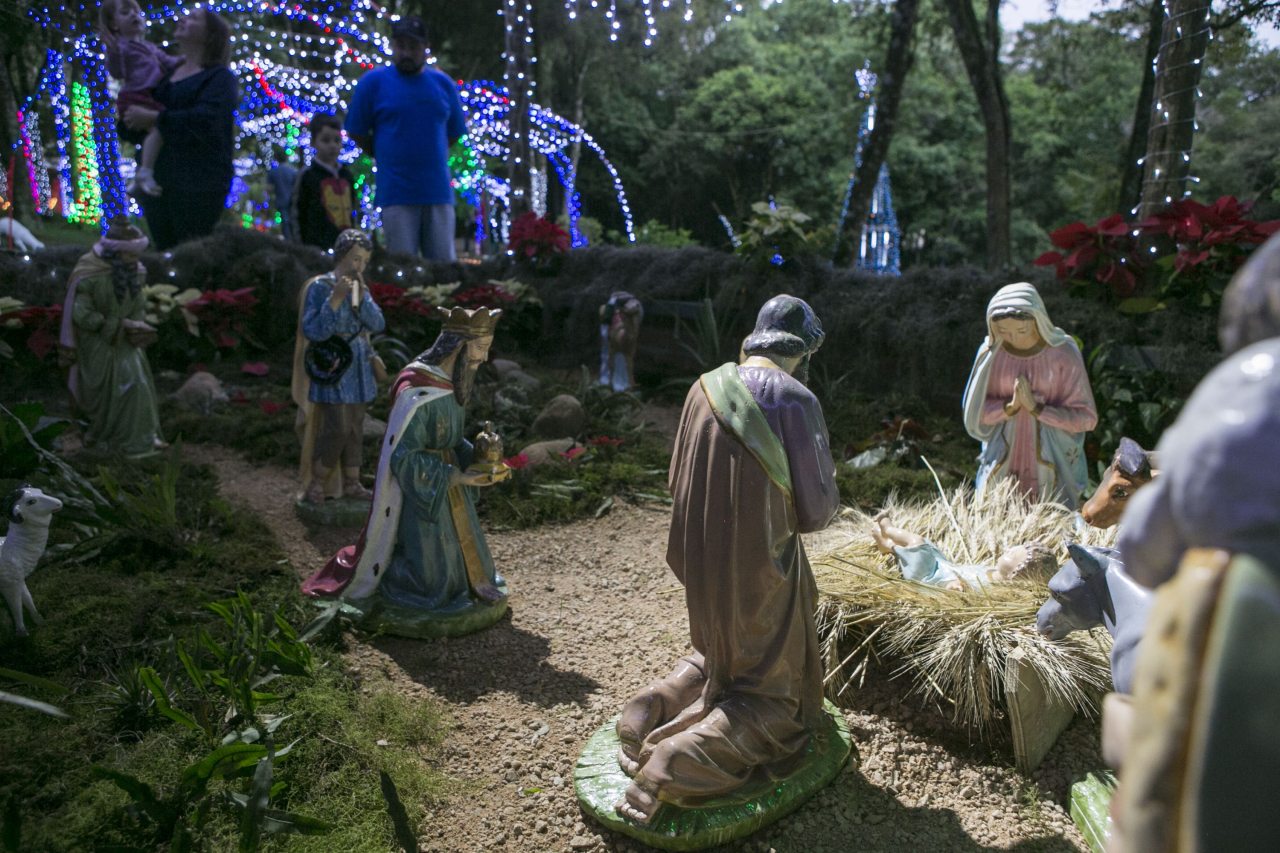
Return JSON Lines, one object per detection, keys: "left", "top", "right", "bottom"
{"left": 1069, "top": 771, "right": 1115, "bottom": 853}
{"left": 294, "top": 496, "right": 372, "bottom": 528}
{"left": 338, "top": 583, "right": 509, "bottom": 639}
{"left": 574, "top": 699, "right": 851, "bottom": 851}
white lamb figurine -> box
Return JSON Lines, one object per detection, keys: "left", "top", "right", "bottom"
{"left": 1, "top": 487, "right": 63, "bottom": 637}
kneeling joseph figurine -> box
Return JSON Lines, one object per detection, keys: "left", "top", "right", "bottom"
{"left": 614, "top": 295, "right": 841, "bottom": 823}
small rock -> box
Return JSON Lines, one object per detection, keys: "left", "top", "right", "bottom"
{"left": 531, "top": 394, "right": 586, "bottom": 438}
{"left": 376, "top": 739, "right": 388, "bottom": 747}
{"left": 505, "top": 771, "right": 517, "bottom": 782}
{"left": 519, "top": 438, "right": 580, "bottom": 467}
{"left": 569, "top": 836, "right": 595, "bottom": 850}
{"left": 492, "top": 358, "right": 523, "bottom": 379}
{"left": 363, "top": 415, "right": 388, "bottom": 439}
{"left": 535, "top": 820, "right": 548, "bottom": 833}
{"left": 959, "top": 784, "right": 976, "bottom": 798}
{"left": 170, "top": 371, "right": 229, "bottom": 412}
{"left": 495, "top": 832, "right": 507, "bottom": 844}
{"left": 506, "top": 369, "right": 542, "bottom": 391}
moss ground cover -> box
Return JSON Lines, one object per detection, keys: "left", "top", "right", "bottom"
{"left": 0, "top": 453, "right": 449, "bottom": 852}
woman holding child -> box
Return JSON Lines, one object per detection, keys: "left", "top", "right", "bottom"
{"left": 119, "top": 5, "right": 236, "bottom": 249}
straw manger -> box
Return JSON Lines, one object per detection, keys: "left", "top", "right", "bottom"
{"left": 808, "top": 477, "right": 1116, "bottom": 736}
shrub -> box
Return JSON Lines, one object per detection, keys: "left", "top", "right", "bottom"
{"left": 634, "top": 219, "right": 699, "bottom": 249}
{"left": 1035, "top": 196, "right": 1280, "bottom": 312}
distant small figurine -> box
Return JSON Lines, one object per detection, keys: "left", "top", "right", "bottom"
{"left": 58, "top": 215, "right": 167, "bottom": 456}
{"left": 1, "top": 487, "right": 63, "bottom": 637}
{"left": 1037, "top": 543, "right": 1153, "bottom": 694}
{"left": 1081, "top": 438, "right": 1157, "bottom": 529}
{"left": 301, "top": 307, "right": 509, "bottom": 638}
{"left": 963, "top": 283, "right": 1098, "bottom": 509}
{"left": 871, "top": 512, "right": 1056, "bottom": 592}
{"left": 291, "top": 229, "right": 386, "bottom": 505}
{"left": 610, "top": 295, "right": 843, "bottom": 826}
{"left": 599, "top": 291, "right": 643, "bottom": 392}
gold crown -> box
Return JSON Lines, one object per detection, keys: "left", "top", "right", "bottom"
{"left": 438, "top": 306, "right": 502, "bottom": 337}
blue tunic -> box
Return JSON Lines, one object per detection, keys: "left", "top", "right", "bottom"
{"left": 376, "top": 392, "right": 503, "bottom": 613}
{"left": 301, "top": 277, "right": 386, "bottom": 404}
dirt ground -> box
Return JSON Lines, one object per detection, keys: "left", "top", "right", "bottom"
{"left": 188, "top": 443, "right": 1097, "bottom": 853}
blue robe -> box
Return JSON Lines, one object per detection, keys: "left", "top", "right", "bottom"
{"left": 374, "top": 391, "right": 502, "bottom": 612}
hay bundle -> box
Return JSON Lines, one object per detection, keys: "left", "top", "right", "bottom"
{"left": 810, "top": 478, "right": 1116, "bottom": 734}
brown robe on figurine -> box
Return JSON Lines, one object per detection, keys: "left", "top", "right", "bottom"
{"left": 615, "top": 295, "right": 840, "bottom": 821}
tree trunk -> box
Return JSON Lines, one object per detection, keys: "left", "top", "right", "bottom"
{"left": 1137, "top": 0, "right": 1212, "bottom": 219}
{"left": 0, "top": 55, "right": 34, "bottom": 228}
{"left": 837, "top": 0, "right": 920, "bottom": 263}
{"left": 562, "top": 58, "right": 591, "bottom": 221}
{"left": 504, "top": 0, "right": 533, "bottom": 219}
{"left": 944, "top": 0, "right": 1013, "bottom": 271}
{"left": 1118, "top": 0, "right": 1166, "bottom": 216}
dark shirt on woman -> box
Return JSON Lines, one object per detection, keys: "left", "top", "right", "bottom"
{"left": 154, "top": 66, "right": 237, "bottom": 193}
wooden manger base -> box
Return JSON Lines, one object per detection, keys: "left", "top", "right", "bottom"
{"left": 1005, "top": 645, "right": 1078, "bottom": 773}
{"left": 574, "top": 699, "right": 851, "bottom": 852}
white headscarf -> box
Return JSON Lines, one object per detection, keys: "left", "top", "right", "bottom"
{"left": 962, "top": 282, "right": 1073, "bottom": 442}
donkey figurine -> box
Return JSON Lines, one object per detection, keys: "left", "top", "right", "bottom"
{"left": 1037, "top": 543, "right": 1154, "bottom": 694}
{"left": 1081, "top": 437, "right": 1157, "bottom": 529}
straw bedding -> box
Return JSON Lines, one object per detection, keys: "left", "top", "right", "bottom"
{"left": 809, "top": 477, "right": 1116, "bottom": 735}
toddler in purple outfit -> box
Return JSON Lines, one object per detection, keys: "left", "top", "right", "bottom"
{"left": 99, "top": 0, "right": 179, "bottom": 197}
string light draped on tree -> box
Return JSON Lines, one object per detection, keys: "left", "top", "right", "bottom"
{"left": 833, "top": 63, "right": 901, "bottom": 275}
{"left": 17, "top": 0, "right": 635, "bottom": 245}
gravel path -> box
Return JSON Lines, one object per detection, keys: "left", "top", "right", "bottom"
{"left": 187, "top": 444, "right": 1096, "bottom": 853}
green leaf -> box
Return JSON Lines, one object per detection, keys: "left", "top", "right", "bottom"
{"left": 1138, "top": 402, "right": 1163, "bottom": 435}
{"left": 297, "top": 601, "right": 340, "bottom": 644}
{"left": 1117, "top": 297, "right": 1165, "bottom": 315}
{"left": 594, "top": 497, "right": 614, "bottom": 519}
{"left": 139, "top": 667, "right": 202, "bottom": 732}
{"left": 0, "top": 668, "right": 70, "bottom": 695}
{"left": 91, "top": 767, "right": 175, "bottom": 827}
{"left": 1111, "top": 388, "right": 1133, "bottom": 403}
{"left": 0, "top": 690, "right": 69, "bottom": 719}
{"left": 181, "top": 744, "right": 269, "bottom": 788}
{"left": 257, "top": 808, "right": 333, "bottom": 836}
{"left": 2, "top": 795, "right": 20, "bottom": 853}
{"left": 239, "top": 758, "right": 273, "bottom": 853}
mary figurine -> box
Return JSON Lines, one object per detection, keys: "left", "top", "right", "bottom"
{"left": 962, "top": 283, "right": 1098, "bottom": 509}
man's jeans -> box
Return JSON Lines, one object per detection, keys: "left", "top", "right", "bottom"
{"left": 381, "top": 203, "right": 456, "bottom": 260}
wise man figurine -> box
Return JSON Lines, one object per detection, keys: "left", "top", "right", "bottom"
{"left": 301, "top": 307, "right": 509, "bottom": 638}
{"left": 58, "top": 215, "right": 166, "bottom": 457}
{"left": 612, "top": 295, "right": 842, "bottom": 825}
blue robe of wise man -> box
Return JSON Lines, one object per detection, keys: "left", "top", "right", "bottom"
{"left": 302, "top": 364, "right": 502, "bottom": 611}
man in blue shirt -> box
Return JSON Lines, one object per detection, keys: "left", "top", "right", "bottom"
{"left": 345, "top": 16, "right": 465, "bottom": 260}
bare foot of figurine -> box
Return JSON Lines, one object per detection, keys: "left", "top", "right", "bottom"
{"left": 303, "top": 479, "right": 325, "bottom": 506}
{"left": 154, "top": 437, "right": 170, "bottom": 450}
{"left": 473, "top": 583, "right": 505, "bottom": 604}
{"left": 615, "top": 778, "right": 660, "bottom": 825}
{"left": 871, "top": 511, "right": 895, "bottom": 555}
{"left": 617, "top": 657, "right": 707, "bottom": 772}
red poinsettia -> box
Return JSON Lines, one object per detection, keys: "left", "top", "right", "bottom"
{"left": 508, "top": 212, "right": 570, "bottom": 263}
{"left": 452, "top": 282, "right": 516, "bottom": 309}
{"left": 259, "top": 398, "right": 291, "bottom": 416}
{"left": 241, "top": 361, "right": 269, "bottom": 376}
{"left": 558, "top": 446, "right": 587, "bottom": 461}
{"left": 1138, "top": 196, "right": 1280, "bottom": 282}
{"left": 587, "top": 436, "right": 624, "bottom": 448}
{"left": 1034, "top": 213, "right": 1140, "bottom": 298}
{"left": 504, "top": 453, "right": 529, "bottom": 469}
{"left": 0, "top": 304, "right": 63, "bottom": 360}
{"left": 186, "top": 287, "right": 259, "bottom": 349}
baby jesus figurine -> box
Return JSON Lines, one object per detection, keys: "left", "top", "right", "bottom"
{"left": 871, "top": 513, "right": 1056, "bottom": 592}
